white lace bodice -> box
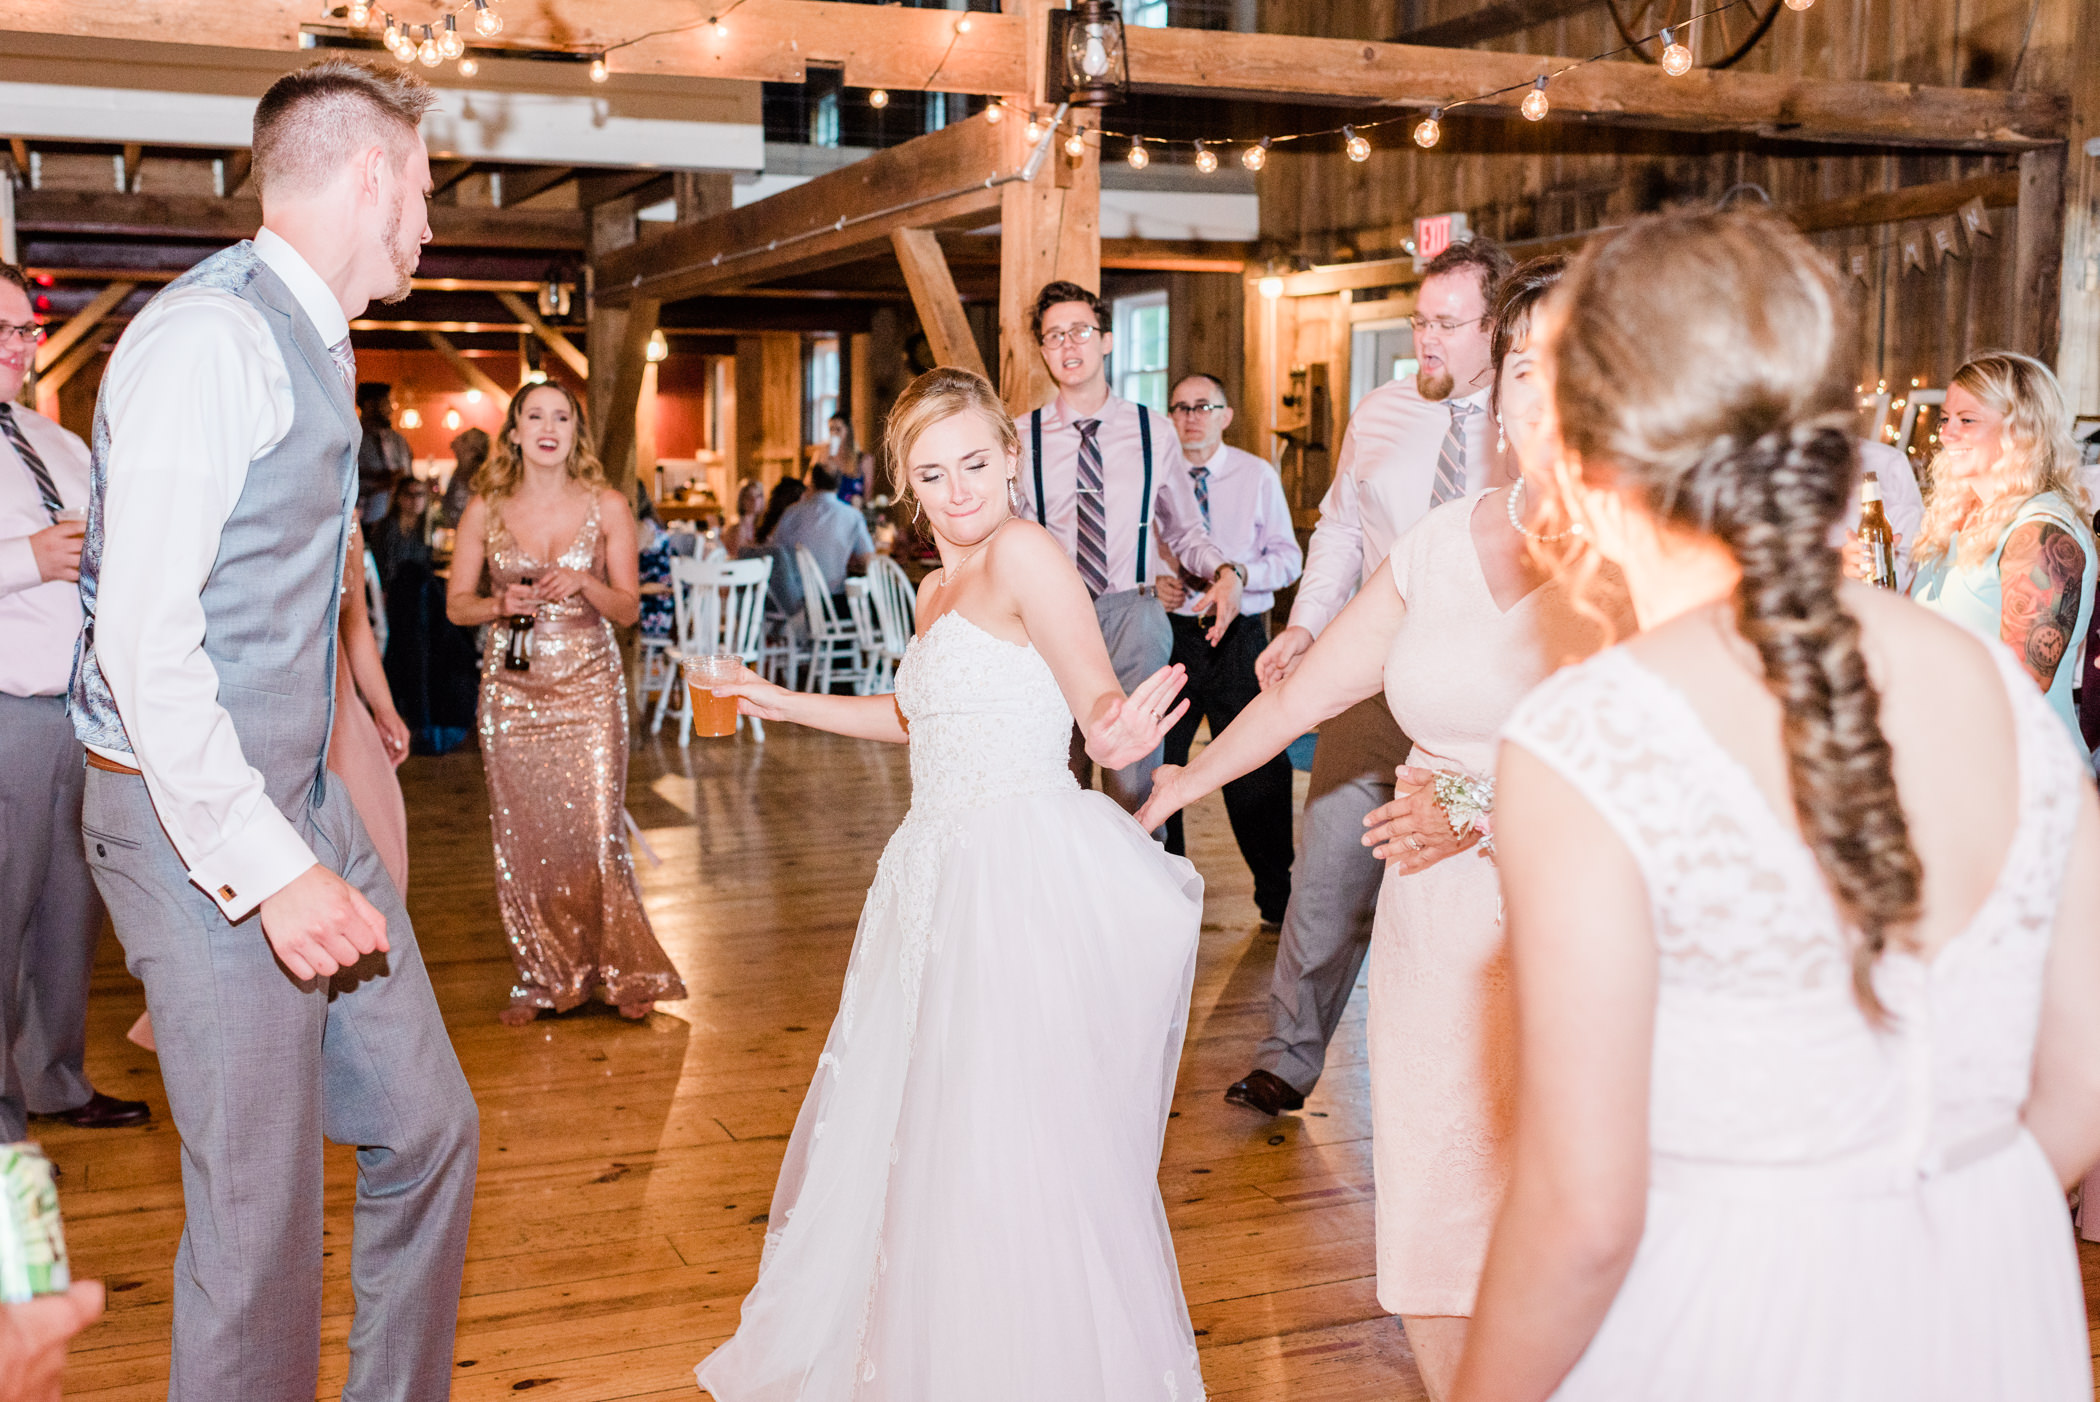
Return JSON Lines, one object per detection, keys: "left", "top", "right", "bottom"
{"left": 1502, "top": 645, "right": 2085, "bottom": 1184}
{"left": 894, "top": 611, "right": 1080, "bottom": 818}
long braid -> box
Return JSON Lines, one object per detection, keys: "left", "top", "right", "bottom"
{"left": 1697, "top": 422, "right": 1923, "bottom": 1015}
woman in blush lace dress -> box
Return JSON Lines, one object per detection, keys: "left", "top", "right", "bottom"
{"left": 1139, "top": 257, "right": 1629, "bottom": 1399}
{"left": 447, "top": 382, "right": 686, "bottom": 1025}
{"left": 1452, "top": 209, "right": 2100, "bottom": 1402}
{"left": 695, "top": 368, "right": 1206, "bottom": 1402}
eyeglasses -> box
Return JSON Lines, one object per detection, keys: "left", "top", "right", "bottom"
{"left": 1409, "top": 314, "right": 1488, "bottom": 335}
{"left": 1168, "top": 401, "right": 1227, "bottom": 416}
{"left": 0, "top": 322, "right": 47, "bottom": 348}
{"left": 1038, "top": 324, "right": 1100, "bottom": 348}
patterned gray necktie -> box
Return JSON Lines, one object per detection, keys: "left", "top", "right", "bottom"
{"left": 1073, "top": 419, "right": 1111, "bottom": 598}
{"left": 0, "top": 404, "right": 62, "bottom": 520}
{"left": 1430, "top": 400, "right": 1474, "bottom": 508}
{"left": 1190, "top": 464, "right": 1211, "bottom": 528}
{"left": 329, "top": 335, "right": 357, "bottom": 399}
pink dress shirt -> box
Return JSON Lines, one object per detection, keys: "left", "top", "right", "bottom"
{"left": 1155, "top": 444, "right": 1303, "bottom": 617}
{"left": 0, "top": 404, "right": 91, "bottom": 699}
{"left": 1014, "top": 393, "right": 1229, "bottom": 593}
{"left": 1287, "top": 377, "right": 1505, "bottom": 639}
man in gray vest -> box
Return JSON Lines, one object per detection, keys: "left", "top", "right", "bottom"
{"left": 1014, "top": 281, "right": 1244, "bottom": 814}
{"left": 70, "top": 60, "right": 477, "bottom": 1401}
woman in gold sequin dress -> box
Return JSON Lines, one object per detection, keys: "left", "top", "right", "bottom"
{"left": 447, "top": 382, "right": 686, "bottom": 1025}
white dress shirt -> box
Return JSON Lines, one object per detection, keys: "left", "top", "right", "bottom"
{"left": 1014, "top": 392, "right": 1229, "bottom": 591}
{"left": 1287, "top": 377, "right": 1505, "bottom": 639}
{"left": 1155, "top": 444, "right": 1303, "bottom": 617}
{"left": 0, "top": 405, "right": 91, "bottom": 698}
{"left": 91, "top": 227, "right": 351, "bottom": 919}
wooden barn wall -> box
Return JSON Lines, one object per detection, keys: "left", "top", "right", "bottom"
{"left": 1251, "top": 0, "right": 2086, "bottom": 408}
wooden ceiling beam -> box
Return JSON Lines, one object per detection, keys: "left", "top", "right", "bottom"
{"left": 890, "top": 228, "right": 986, "bottom": 378}
{"left": 428, "top": 159, "right": 478, "bottom": 198}
{"left": 496, "top": 165, "right": 578, "bottom": 208}
{"left": 220, "top": 150, "right": 252, "bottom": 197}
{"left": 1788, "top": 168, "right": 2020, "bottom": 233}
{"left": 1392, "top": 0, "right": 1603, "bottom": 48}
{"left": 592, "top": 112, "right": 1007, "bottom": 308}
{"left": 14, "top": 190, "right": 586, "bottom": 250}
{"left": 4, "top": 1, "right": 2062, "bottom": 151}
{"left": 420, "top": 329, "right": 513, "bottom": 402}
{"left": 34, "top": 280, "right": 137, "bottom": 373}
{"left": 494, "top": 290, "right": 590, "bottom": 377}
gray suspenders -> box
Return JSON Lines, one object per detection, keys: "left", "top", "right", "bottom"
{"left": 1031, "top": 404, "right": 1154, "bottom": 589}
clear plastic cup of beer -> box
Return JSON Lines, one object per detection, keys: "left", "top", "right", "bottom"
{"left": 681, "top": 653, "right": 743, "bottom": 738}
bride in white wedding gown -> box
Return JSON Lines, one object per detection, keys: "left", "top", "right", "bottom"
{"left": 696, "top": 368, "right": 1208, "bottom": 1402}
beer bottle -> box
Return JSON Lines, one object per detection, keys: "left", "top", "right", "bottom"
{"left": 1859, "top": 475, "right": 1899, "bottom": 590}
{"left": 505, "top": 576, "right": 536, "bottom": 671}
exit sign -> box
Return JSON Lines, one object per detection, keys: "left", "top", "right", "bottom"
{"left": 1413, "top": 212, "right": 1471, "bottom": 271}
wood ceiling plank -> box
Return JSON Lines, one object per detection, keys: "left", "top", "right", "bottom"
{"left": 14, "top": 190, "right": 586, "bottom": 250}
{"left": 34, "top": 280, "right": 136, "bottom": 373}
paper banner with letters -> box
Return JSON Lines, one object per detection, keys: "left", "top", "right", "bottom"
{"left": 1930, "top": 217, "right": 1961, "bottom": 263}
{"left": 1959, "top": 195, "right": 1994, "bottom": 243}
{"left": 1900, "top": 227, "right": 1928, "bottom": 273}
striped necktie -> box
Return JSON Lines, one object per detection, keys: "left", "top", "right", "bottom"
{"left": 0, "top": 404, "right": 63, "bottom": 521}
{"left": 329, "top": 335, "right": 357, "bottom": 399}
{"left": 1190, "top": 464, "right": 1211, "bottom": 527}
{"left": 1073, "top": 418, "right": 1111, "bottom": 598}
{"left": 1430, "top": 399, "right": 1474, "bottom": 508}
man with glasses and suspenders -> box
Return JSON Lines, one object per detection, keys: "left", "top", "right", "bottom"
{"left": 1015, "top": 281, "right": 1245, "bottom": 818}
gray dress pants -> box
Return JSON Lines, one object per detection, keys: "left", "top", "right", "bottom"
{"left": 0, "top": 694, "right": 100, "bottom": 1138}
{"left": 82, "top": 766, "right": 478, "bottom": 1402}
{"left": 1068, "top": 587, "right": 1175, "bottom": 815}
{"left": 1255, "top": 696, "right": 1410, "bottom": 1095}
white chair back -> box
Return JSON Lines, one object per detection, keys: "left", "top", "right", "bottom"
{"left": 671, "top": 555, "right": 773, "bottom": 667}
{"left": 795, "top": 546, "right": 842, "bottom": 634}
{"left": 868, "top": 554, "right": 915, "bottom": 661}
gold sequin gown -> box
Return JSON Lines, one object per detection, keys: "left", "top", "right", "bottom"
{"left": 480, "top": 497, "right": 686, "bottom": 1012}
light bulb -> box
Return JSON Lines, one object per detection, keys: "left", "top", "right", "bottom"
{"left": 1521, "top": 77, "right": 1549, "bottom": 121}
{"left": 869, "top": 88, "right": 889, "bottom": 109}
{"left": 1242, "top": 137, "right": 1270, "bottom": 172}
{"left": 955, "top": 14, "right": 972, "bottom": 32}
{"left": 1080, "top": 24, "right": 1111, "bottom": 78}
{"left": 1125, "top": 138, "right": 1149, "bottom": 170}
{"left": 1345, "top": 124, "right": 1373, "bottom": 161}
{"left": 1660, "top": 28, "right": 1693, "bottom": 75}
{"left": 439, "top": 14, "right": 464, "bottom": 58}
{"left": 712, "top": 18, "right": 727, "bottom": 36}
{"left": 1258, "top": 275, "right": 1284, "bottom": 300}
{"left": 399, "top": 407, "right": 422, "bottom": 429}
{"left": 589, "top": 56, "right": 609, "bottom": 82}
{"left": 1783, "top": 0, "right": 1813, "bottom": 9}
{"left": 466, "top": 388, "right": 484, "bottom": 404}
{"left": 457, "top": 55, "right": 478, "bottom": 76}
{"left": 1064, "top": 129, "right": 1087, "bottom": 159}
{"left": 418, "top": 27, "right": 442, "bottom": 66}
{"left": 380, "top": 14, "right": 396, "bottom": 43}
{"left": 347, "top": 1, "right": 370, "bottom": 27}
{"left": 646, "top": 329, "right": 669, "bottom": 363}
{"left": 1024, "top": 117, "right": 1043, "bottom": 143}
{"left": 1193, "top": 140, "right": 1218, "bottom": 174}
{"left": 1413, "top": 111, "right": 1442, "bottom": 149}
{"left": 984, "top": 100, "right": 1004, "bottom": 124}
{"left": 391, "top": 28, "right": 417, "bottom": 60}
{"left": 472, "top": 0, "right": 502, "bottom": 38}
{"left": 444, "top": 408, "right": 462, "bottom": 430}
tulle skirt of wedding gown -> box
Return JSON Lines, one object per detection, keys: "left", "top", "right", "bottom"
{"left": 695, "top": 786, "right": 1207, "bottom": 1401}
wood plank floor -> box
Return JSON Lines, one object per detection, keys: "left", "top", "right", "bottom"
{"left": 41, "top": 720, "right": 2100, "bottom": 1399}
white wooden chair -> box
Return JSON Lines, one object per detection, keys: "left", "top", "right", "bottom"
{"left": 863, "top": 554, "right": 916, "bottom": 692}
{"left": 658, "top": 555, "right": 774, "bottom": 744}
{"left": 796, "top": 545, "right": 876, "bottom": 695}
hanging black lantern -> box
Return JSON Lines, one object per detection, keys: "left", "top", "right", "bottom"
{"left": 1047, "top": 0, "right": 1129, "bottom": 108}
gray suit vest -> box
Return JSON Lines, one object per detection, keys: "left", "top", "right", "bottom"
{"left": 70, "top": 241, "right": 359, "bottom": 819}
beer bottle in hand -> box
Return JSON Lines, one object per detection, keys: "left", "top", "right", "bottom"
{"left": 1859, "top": 475, "right": 1899, "bottom": 590}
{"left": 505, "top": 576, "right": 536, "bottom": 671}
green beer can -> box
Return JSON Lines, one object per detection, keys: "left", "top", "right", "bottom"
{"left": 0, "top": 1145, "right": 70, "bottom": 1303}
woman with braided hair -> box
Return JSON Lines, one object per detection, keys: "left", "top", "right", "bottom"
{"left": 1451, "top": 208, "right": 2100, "bottom": 1402}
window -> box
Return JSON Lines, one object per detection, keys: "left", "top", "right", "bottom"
{"left": 924, "top": 91, "right": 949, "bottom": 133}
{"left": 1111, "top": 292, "right": 1169, "bottom": 414}
{"left": 806, "top": 335, "right": 841, "bottom": 445}
{"left": 809, "top": 89, "right": 841, "bottom": 148}
{"left": 1349, "top": 319, "right": 1417, "bottom": 413}
{"left": 1127, "top": 0, "right": 1170, "bottom": 25}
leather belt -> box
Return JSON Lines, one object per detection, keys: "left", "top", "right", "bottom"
{"left": 85, "top": 751, "right": 142, "bottom": 776}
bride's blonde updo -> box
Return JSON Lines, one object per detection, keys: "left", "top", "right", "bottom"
{"left": 883, "top": 367, "right": 1021, "bottom": 513}
{"left": 1551, "top": 207, "right": 1922, "bottom": 1015}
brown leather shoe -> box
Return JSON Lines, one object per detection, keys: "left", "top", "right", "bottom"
{"left": 1223, "top": 1068, "right": 1305, "bottom": 1116}
{"left": 33, "top": 1091, "right": 151, "bottom": 1129}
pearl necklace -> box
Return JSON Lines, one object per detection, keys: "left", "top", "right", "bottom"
{"left": 1504, "top": 480, "right": 1580, "bottom": 542}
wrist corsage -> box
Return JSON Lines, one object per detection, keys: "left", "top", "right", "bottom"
{"left": 1431, "top": 771, "right": 1496, "bottom": 858}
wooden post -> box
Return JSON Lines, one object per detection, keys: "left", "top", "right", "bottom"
{"left": 890, "top": 228, "right": 988, "bottom": 378}
{"left": 495, "top": 291, "right": 589, "bottom": 378}
{"left": 2053, "top": 6, "right": 2100, "bottom": 420}
{"left": 587, "top": 193, "right": 654, "bottom": 497}
{"left": 2012, "top": 146, "right": 2068, "bottom": 365}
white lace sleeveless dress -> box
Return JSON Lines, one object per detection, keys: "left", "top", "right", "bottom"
{"left": 1502, "top": 643, "right": 2092, "bottom": 1402}
{"left": 696, "top": 612, "right": 1208, "bottom": 1402}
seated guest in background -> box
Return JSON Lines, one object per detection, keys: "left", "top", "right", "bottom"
{"left": 0, "top": 260, "right": 152, "bottom": 1132}
{"left": 819, "top": 413, "right": 874, "bottom": 505}
{"left": 756, "top": 472, "right": 806, "bottom": 544}
{"left": 439, "top": 426, "right": 489, "bottom": 529}
{"left": 1907, "top": 352, "right": 2095, "bottom": 755}
{"left": 446, "top": 380, "right": 687, "bottom": 1024}
{"left": 367, "top": 472, "right": 432, "bottom": 588}
{"left": 724, "top": 479, "right": 768, "bottom": 555}
{"left": 1154, "top": 372, "right": 1303, "bottom": 926}
{"left": 773, "top": 461, "right": 875, "bottom": 613}
{"left": 635, "top": 487, "right": 675, "bottom": 650}
{"left": 355, "top": 380, "right": 411, "bottom": 525}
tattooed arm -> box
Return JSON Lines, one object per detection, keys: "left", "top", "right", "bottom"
{"left": 1998, "top": 518, "right": 2090, "bottom": 692}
